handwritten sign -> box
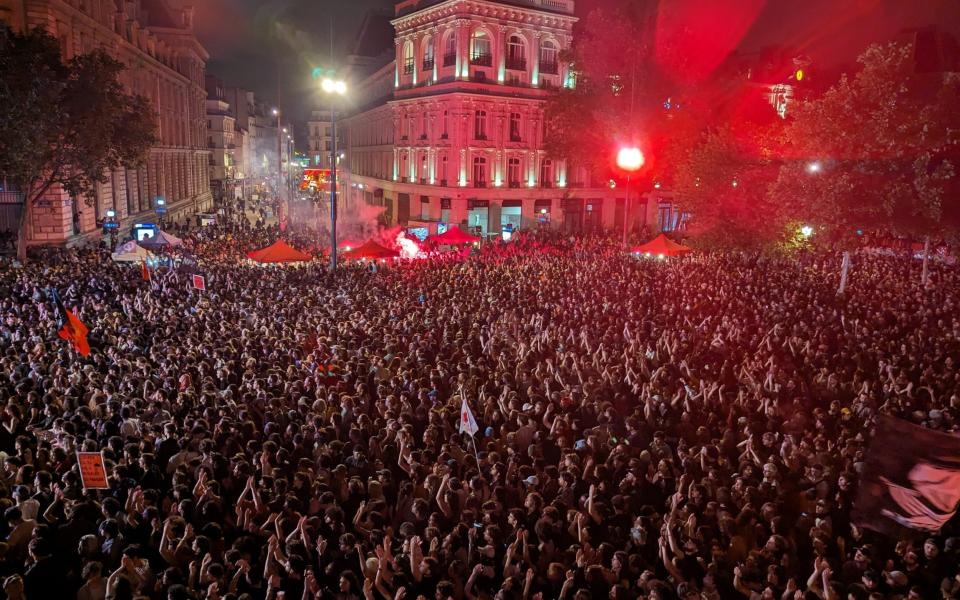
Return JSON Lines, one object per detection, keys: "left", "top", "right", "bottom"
{"left": 192, "top": 274, "right": 206, "bottom": 291}
{"left": 77, "top": 452, "right": 110, "bottom": 489}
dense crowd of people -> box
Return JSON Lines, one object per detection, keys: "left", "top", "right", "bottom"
{"left": 0, "top": 218, "right": 958, "bottom": 600}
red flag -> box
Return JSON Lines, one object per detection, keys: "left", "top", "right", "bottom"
{"left": 141, "top": 260, "right": 151, "bottom": 282}
{"left": 192, "top": 274, "right": 206, "bottom": 291}
{"left": 57, "top": 308, "right": 90, "bottom": 357}
{"left": 51, "top": 289, "right": 90, "bottom": 356}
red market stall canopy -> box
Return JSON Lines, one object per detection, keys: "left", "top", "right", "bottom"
{"left": 631, "top": 233, "right": 693, "bottom": 257}
{"left": 247, "top": 240, "right": 313, "bottom": 263}
{"left": 430, "top": 226, "right": 480, "bottom": 245}
{"left": 340, "top": 240, "right": 400, "bottom": 260}
{"left": 338, "top": 239, "right": 365, "bottom": 251}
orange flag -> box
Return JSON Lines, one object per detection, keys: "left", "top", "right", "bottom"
{"left": 141, "top": 260, "right": 151, "bottom": 281}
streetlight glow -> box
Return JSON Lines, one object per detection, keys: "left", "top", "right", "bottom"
{"left": 271, "top": 108, "right": 279, "bottom": 116}
{"left": 616, "top": 147, "right": 644, "bottom": 172}
{"left": 322, "top": 79, "right": 347, "bottom": 95}
{"left": 800, "top": 225, "right": 814, "bottom": 238}
{"left": 806, "top": 161, "right": 821, "bottom": 173}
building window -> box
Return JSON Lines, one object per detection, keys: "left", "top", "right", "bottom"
{"left": 509, "top": 113, "right": 521, "bottom": 141}
{"left": 540, "top": 159, "right": 553, "bottom": 187}
{"left": 470, "top": 31, "right": 492, "bottom": 66}
{"left": 506, "top": 35, "right": 526, "bottom": 70}
{"left": 443, "top": 34, "right": 457, "bottom": 67}
{"left": 474, "top": 110, "right": 487, "bottom": 140}
{"left": 421, "top": 195, "right": 430, "bottom": 219}
{"left": 403, "top": 41, "right": 415, "bottom": 75}
{"left": 422, "top": 37, "right": 434, "bottom": 71}
{"left": 441, "top": 155, "right": 448, "bottom": 183}
{"left": 508, "top": 158, "right": 521, "bottom": 187}
{"left": 472, "top": 156, "right": 487, "bottom": 186}
{"left": 540, "top": 40, "right": 559, "bottom": 74}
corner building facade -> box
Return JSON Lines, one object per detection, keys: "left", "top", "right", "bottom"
{"left": 341, "top": 0, "right": 661, "bottom": 238}
{"left": 0, "top": 0, "right": 213, "bottom": 245}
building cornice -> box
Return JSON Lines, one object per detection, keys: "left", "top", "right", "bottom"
{"left": 391, "top": 0, "right": 577, "bottom": 33}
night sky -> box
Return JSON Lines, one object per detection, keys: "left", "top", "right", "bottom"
{"left": 193, "top": 0, "right": 960, "bottom": 126}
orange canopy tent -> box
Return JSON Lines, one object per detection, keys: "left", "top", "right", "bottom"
{"left": 631, "top": 233, "right": 692, "bottom": 257}
{"left": 247, "top": 240, "right": 314, "bottom": 263}
{"left": 430, "top": 226, "right": 480, "bottom": 245}
{"left": 340, "top": 240, "right": 400, "bottom": 260}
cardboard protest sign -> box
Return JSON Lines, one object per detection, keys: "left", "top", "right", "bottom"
{"left": 77, "top": 452, "right": 110, "bottom": 489}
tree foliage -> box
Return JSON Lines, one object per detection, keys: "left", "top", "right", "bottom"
{"left": 770, "top": 42, "right": 960, "bottom": 245}
{"left": 672, "top": 126, "right": 786, "bottom": 250}
{"left": 0, "top": 26, "right": 157, "bottom": 253}
{"left": 543, "top": 8, "right": 667, "bottom": 177}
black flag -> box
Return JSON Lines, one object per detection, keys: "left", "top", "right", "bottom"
{"left": 854, "top": 415, "right": 960, "bottom": 534}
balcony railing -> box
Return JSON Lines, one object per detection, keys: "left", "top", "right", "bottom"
{"left": 422, "top": 57, "right": 435, "bottom": 70}
{"left": 475, "top": 180, "right": 487, "bottom": 188}
{"left": 443, "top": 53, "right": 456, "bottom": 67}
{"left": 510, "top": 133, "right": 522, "bottom": 142}
{"left": 403, "top": 59, "right": 414, "bottom": 74}
{"left": 508, "top": 181, "right": 521, "bottom": 188}
{"left": 540, "top": 61, "right": 559, "bottom": 74}
{"left": 475, "top": 133, "right": 487, "bottom": 141}
{"left": 440, "top": 179, "right": 447, "bottom": 186}
{"left": 470, "top": 53, "right": 492, "bottom": 67}
{"left": 505, "top": 57, "right": 527, "bottom": 70}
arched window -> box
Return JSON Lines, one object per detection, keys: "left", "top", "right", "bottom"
{"left": 403, "top": 41, "right": 414, "bottom": 74}
{"left": 539, "top": 159, "right": 553, "bottom": 187}
{"left": 444, "top": 34, "right": 456, "bottom": 66}
{"left": 508, "top": 157, "right": 521, "bottom": 187}
{"left": 422, "top": 37, "right": 434, "bottom": 70}
{"left": 473, "top": 156, "right": 487, "bottom": 186}
{"left": 506, "top": 34, "right": 526, "bottom": 70}
{"left": 470, "top": 31, "right": 491, "bottom": 66}
{"left": 540, "top": 40, "right": 559, "bottom": 74}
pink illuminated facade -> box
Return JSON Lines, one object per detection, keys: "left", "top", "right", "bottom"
{"left": 340, "top": 0, "right": 662, "bottom": 238}
{"left": 0, "top": 0, "right": 212, "bottom": 245}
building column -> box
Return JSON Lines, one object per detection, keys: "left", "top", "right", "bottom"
{"left": 496, "top": 25, "right": 506, "bottom": 83}
{"left": 394, "top": 38, "right": 402, "bottom": 87}
{"left": 529, "top": 31, "right": 541, "bottom": 86}
{"left": 456, "top": 19, "right": 470, "bottom": 79}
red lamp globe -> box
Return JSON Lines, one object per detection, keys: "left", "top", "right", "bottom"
{"left": 616, "top": 147, "right": 645, "bottom": 172}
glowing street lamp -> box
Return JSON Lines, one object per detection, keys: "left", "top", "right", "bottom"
{"left": 800, "top": 225, "right": 814, "bottom": 238}
{"left": 616, "top": 146, "right": 645, "bottom": 246}
{"left": 321, "top": 78, "right": 347, "bottom": 95}
{"left": 320, "top": 77, "right": 348, "bottom": 269}
{"left": 806, "top": 161, "right": 821, "bottom": 174}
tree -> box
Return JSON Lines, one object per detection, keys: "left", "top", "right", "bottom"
{"left": 543, "top": 8, "right": 669, "bottom": 179}
{"left": 0, "top": 26, "right": 157, "bottom": 259}
{"left": 770, "top": 42, "right": 960, "bottom": 289}
{"left": 671, "top": 125, "right": 786, "bottom": 250}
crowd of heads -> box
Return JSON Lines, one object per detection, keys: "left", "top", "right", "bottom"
{"left": 0, "top": 212, "right": 959, "bottom": 600}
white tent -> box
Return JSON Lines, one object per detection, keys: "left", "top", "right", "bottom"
{"left": 140, "top": 229, "right": 184, "bottom": 248}
{"left": 111, "top": 241, "right": 154, "bottom": 262}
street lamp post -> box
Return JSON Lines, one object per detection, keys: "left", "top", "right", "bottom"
{"left": 321, "top": 77, "right": 347, "bottom": 269}
{"left": 272, "top": 109, "right": 283, "bottom": 208}
{"left": 616, "top": 147, "right": 644, "bottom": 246}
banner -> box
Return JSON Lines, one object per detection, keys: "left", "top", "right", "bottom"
{"left": 77, "top": 452, "right": 110, "bottom": 489}
{"left": 192, "top": 274, "right": 206, "bottom": 291}
{"left": 854, "top": 415, "right": 960, "bottom": 534}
